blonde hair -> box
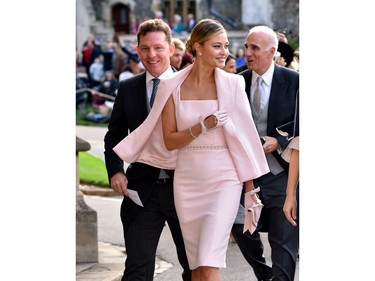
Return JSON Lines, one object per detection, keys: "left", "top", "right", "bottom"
{"left": 185, "top": 19, "right": 226, "bottom": 57}
{"left": 172, "top": 38, "right": 186, "bottom": 52}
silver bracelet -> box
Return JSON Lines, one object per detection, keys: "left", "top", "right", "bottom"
{"left": 189, "top": 126, "right": 198, "bottom": 139}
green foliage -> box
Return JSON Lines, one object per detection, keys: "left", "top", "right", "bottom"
{"left": 287, "top": 36, "right": 299, "bottom": 51}
{"left": 79, "top": 152, "right": 110, "bottom": 187}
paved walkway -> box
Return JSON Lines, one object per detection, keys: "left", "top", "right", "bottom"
{"left": 77, "top": 242, "right": 173, "bottom": 281}
{"left": 76, "top": 125, "right": 107, "bottom": 161}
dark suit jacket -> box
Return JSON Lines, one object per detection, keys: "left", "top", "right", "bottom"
{"left": 239, "top": 64, "right": 299, "bottom": 171}
{"left": 104, "top": 71, "right": 174, "bottom": 228}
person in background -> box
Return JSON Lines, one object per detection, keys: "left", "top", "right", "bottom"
{"left": 235, "top": 46, "right": 246, "bottom": 68}
{"left": 92, "top": 70, "right": 118, "bottom": 115}
{"left": 103, "top": 40, "right": 115, "bottom": 71}
{"left": 223, "top": 52, "right": 272, "bottom": 271}
{"left": 275, "top": 34, "right": 300, "bottom": 72}
{"left": 171, "top": 14, "right": 184, "bottom": 34}
{"left": 119, "top": 54, "right": 143, "bottom": 81}
{"left": 130, "top": 15, "right": 139, "bottom": 34}
{"left": 276, "top": 41, "right": 294, "bottom": 68}
{"left": 223, "top": 53, "right": 236, "bottom": 74}
{"left": 154, "top": 10, "right": 168, "bottom": 26}
{"left": 89, "top": 37, "right": 103, "bottom": 66}
{"left": 81, "top": 34, "right": 95, "bottom": 83}
{"left": 276, "top": 31, "right": 288, "bottom": 44}
{"left": 155, "top": 10, "right": 163, "bottom": 19}
{"left": 122, "top": 38, "right": 138, "bottom": 64}
{"left": 104, "top": 18, "right": 191, "bottom": 281}
{"left": 89, "top": 55, "right": 105, "bottom": 88}
{"left": 238, "top": 25, "right": 299, "bottom": 281}
{"left": 112, "top": 18, "right": 269, "bottom": 281}
{"left": 112, "top": 42, "right": 127, "bottom": 80}
{"left": 289, "top": 48, "right": 300, "bottom": 72}
{"left": 280, "top": 89, "right": 299, "bottom": 227}
{"left": 180, "top": 52, "right": 194, "bottom": 69}
{"left": 235, "top": 47, "right": 248, "bottom": 73}
{"left": 118, "top": 66, "right": 133, "bottom": 82}
{"left": 282, "top": 136, "right": 299, "bottom": 227}
{"left": 171, "top": 38, "right": 186, "bottom": 70}
{"left": 184, "top": 13, "right": 196, "bottom": 33}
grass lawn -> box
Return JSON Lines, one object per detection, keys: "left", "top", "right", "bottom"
{"left": 79, "top": 151, "right": 110, "bottom": 187}
{"left": 77, "top": 101, "right": 109, "bottom": 187}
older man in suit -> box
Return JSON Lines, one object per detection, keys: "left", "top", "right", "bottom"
{"left": 234, "top": 26, "right": 299, "bottom": 281}
{"left": 104, "top": 19, "right": 191, "bottom": 281}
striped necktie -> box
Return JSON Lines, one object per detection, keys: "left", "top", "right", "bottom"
{"left": 150, "top": 78, "right": 160, "bottom": 108}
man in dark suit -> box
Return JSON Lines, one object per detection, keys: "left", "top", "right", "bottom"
{"left": 184, "top": 13, "right": 196, "bottom": 33}
{"left": 234, "top": 25, "right": 299, "bottom": 281}
{"left": 104, "top": 19, "right": 191, "bottom": 281}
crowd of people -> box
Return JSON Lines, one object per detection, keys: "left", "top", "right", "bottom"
{"left": 77, "top": 12, "right": 300, "bottom": 281}
{"left": 76, "top": 11, "right": 199, "bottom": 119}
{"left": 76, "top": 11, "right": 299, "bottom": 121}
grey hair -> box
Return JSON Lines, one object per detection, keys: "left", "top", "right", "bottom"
{"left": 248, "top": 25, "right": 279, "bottom": 51}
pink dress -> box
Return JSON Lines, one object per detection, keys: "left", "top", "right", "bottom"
{"left": 173, "top": 88, "right": 242, "bottom": 270}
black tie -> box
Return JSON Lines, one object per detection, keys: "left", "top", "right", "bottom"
{"left": 150, "top": 78, "right": 160, "bottom": 108}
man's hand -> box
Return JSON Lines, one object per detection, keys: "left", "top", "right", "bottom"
{"left": 261, "top": 136, "right": 279, "bottom": 154}
{"left": 110, "top": 172, "right": 129, "bottom": 196}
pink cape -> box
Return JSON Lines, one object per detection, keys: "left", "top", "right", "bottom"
{"left": 113, "top": 64, "right": 269, "bottom": 182}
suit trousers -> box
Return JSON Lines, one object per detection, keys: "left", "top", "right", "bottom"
{"left": 231, "top": 189, "right": 273, "bottom": 280}
{"left": 121, "top": 181, "right": 191, "bottom": 281}
{"left": 231, "top": 224, "right": 273, "bottom": 280}
{"left": 248, "top": 171, "right": 299, "bottom": 281}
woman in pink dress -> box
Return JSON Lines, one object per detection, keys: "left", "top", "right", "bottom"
{"left": 161, "top": 19, "right": 269, "bottom": 281}
{"left": 113, "top": 19, "right": 269, "bottom": 281}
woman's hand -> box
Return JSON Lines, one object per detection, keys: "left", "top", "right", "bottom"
{"left": 201, "top": 110, "right": 228, "bottom": 133}
{"left": 212, "top": 110, "right": 228, "bottom": 128}
{"left": 283, "top": 194, "right": 297, "bottom": 226}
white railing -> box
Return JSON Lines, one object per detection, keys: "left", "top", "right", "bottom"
{"left": 76, "top": 87, "right": 116, "bottom": 101}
